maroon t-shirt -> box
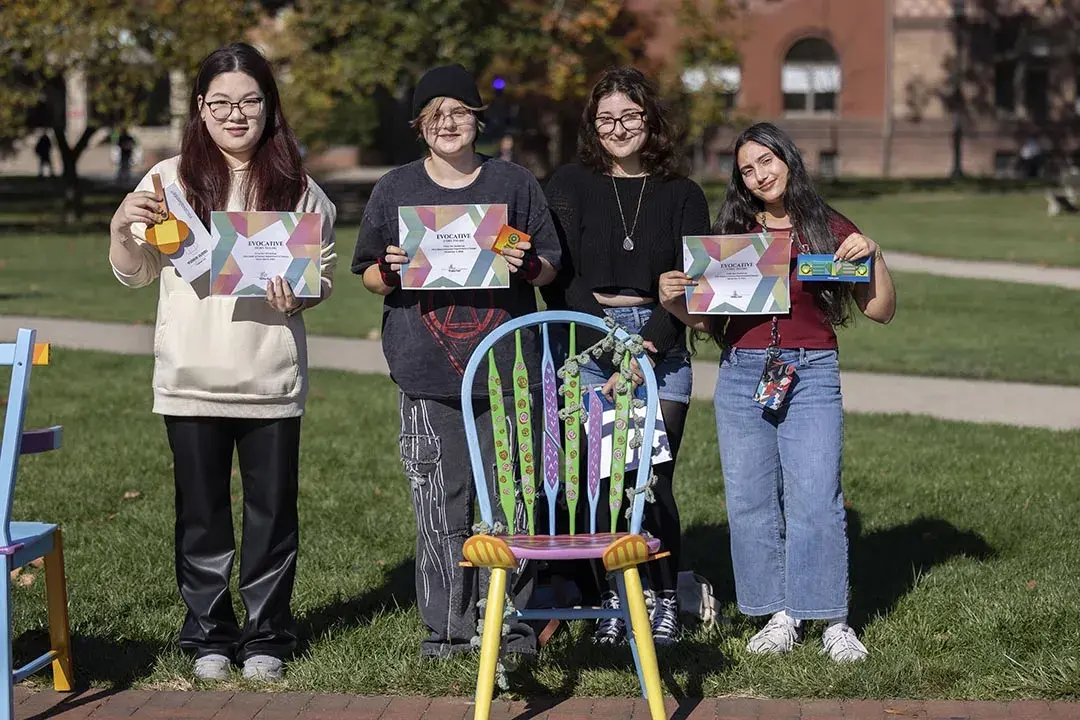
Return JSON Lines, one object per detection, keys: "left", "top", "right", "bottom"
{"left": 722, "top": 215, "right": 858, "bottom": 350}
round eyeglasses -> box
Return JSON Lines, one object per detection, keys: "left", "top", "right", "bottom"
{"left": 204, "top": 98, "right": 265, "bottom": 121}
{"left": 595, "top": 112, "right": 645, "bottom": 135}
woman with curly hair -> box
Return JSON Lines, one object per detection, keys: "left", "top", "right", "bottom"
{"left": 542, "top": 66, "right": 710, "bottom": 646}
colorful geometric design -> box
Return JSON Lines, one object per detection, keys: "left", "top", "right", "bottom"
{"left": 683, "top": 232, "right": 793, "bottom": 314}
{"left": 540, "top": 325, "right": 561, "bottom": 535}
{"left": 398, "top": 204, "right": 510, "bottom": 290}
{"left": 512, "top": 332, "right": 536, "bottom": 535}
{"left": 210, "top": 211, "right": 322, "bottom": 297}
{"left": 608, "top": 354, "right": 631, "bottom": 533}
{"left": 488, "top": 349, "right": 516, "bottom": 527}
{"left": 586, "top": 389, "right": 602, "bottom": 529}
{"left": 499, "top": 532, "right": 660, "bottom": 561}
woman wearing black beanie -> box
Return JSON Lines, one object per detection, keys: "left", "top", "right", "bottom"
{"left": 351, "top": 64, "right": 561, "bottom": 658}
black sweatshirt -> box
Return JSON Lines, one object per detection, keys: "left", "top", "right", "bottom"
{"left": 541, "top": 162, "right": 711, "bottom": 354}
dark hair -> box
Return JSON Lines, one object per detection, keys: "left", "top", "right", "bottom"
{"left": 578, "top": 67, "right": 682, "bottom": 178}
{"left": 713, "top": 122, "right": 855, "bottom": 327}
{"left": 179, "top": 43, "right": 306, "bottom": 225}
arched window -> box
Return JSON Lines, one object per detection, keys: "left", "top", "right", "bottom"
{"left": 782, "top": 37, "right": 840, "bottom": 115}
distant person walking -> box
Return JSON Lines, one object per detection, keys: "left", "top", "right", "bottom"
{"left": 117, "top": 129, "right": 136, "bottom": 183}
{"left": 35, "top": 132, "right": 54, "bottom": 177}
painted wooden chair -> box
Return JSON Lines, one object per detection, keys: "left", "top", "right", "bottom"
{"left": 0, "top": 328, "right": 72, "bottom": 720}
{"left": 461, "top": 310, "right": 668, "bottom": 720}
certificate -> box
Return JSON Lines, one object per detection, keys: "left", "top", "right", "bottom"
{"left": 398, "top": 204, "right": 510, "bottom": 290}
{"left": 682, "top": 233, "right": 793, "bottom": 315}
{"left": 210, "top": 211, "right": 322, "bottom": 297}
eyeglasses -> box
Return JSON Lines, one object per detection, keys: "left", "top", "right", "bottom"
{"left": 429, "top": 108, "right": 476, "bottom": 126}
{"left": 595, "top": 112, "right": 646, "bottom": 135}
{"left": 204, "top": 97, "right": 265, "bottom": 121}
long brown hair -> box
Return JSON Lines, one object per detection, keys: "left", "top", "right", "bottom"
{"left": 179, "top": 43, "right": 306, "bottom": 224}
{"left": 578, "top": 67, "right": 682, "bottom": 178}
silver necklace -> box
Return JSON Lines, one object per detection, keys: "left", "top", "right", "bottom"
{"left": 612, "top": 174, "right": 647, "bottom": 251}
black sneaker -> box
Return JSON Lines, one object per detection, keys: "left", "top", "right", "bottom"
{"left": 592, "top": 591, "right": 626, "bottom": 645}
{"left": 650, "top": 593, "right": 680, "bottom": 646}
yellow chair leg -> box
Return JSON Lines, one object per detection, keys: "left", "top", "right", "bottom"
{"left": 473, "top": 567, "right": 508, "bottom": 720}
{"left": 44, "top": 529, "right": 73, "bottom": 692}
{"left": 622, "top": 567, "right": 666, "bottom": 720}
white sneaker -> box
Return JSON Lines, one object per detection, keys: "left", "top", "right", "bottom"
{"left": 821, "top": 623, "right": 868, "bottom": 662}
{"left": 746, "top": 611, "right": 803, "bottom": 654}
{"left": 193, "top": 653, "right": 231, "bottom": 681}
{"left": 242, "top": 654, "right": 284, "bottom": 681}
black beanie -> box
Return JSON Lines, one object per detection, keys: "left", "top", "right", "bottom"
{"left": 411, "top": 64, "right": 483, "bottom": 119}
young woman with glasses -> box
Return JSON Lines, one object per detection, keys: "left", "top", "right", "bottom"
{"left": 108, "top": 43, "right": 337, "bottom": 682}
{"left": 352, "top": 64, "right": 561, "bottom": 659}
{"left": 542, "top": 66, "right": 711, "bottom": 646}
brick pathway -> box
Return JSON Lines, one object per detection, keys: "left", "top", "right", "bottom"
{"left": 12, "top": 689, "right": 1080, "bottom": 720}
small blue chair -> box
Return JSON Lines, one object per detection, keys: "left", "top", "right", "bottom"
{"left": 460, "top": 311, "right": 668, "bottom": 720}
{"left": 0, "top": 328, "right": 72, "bottom": 719}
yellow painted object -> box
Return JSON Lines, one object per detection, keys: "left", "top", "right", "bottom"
{"left": 44, "top": 529, "right": 73, "bottom": 691}
{"left": 601, "top": 534, "right": 649, "bottom": 572}
{"left": 462, "top": 535, "right": 517, "bottom": 569}
{"left": 31, "top": 344, "right": 49, "bottom": 366}
{"left": 144, "top": 173, "right": 189, "bottom": 256}
{"left": 473, "top": 566, "right": 508, "bottom": 720}
{"left": 622, "top": 566, "right": 666, "bottom": 720}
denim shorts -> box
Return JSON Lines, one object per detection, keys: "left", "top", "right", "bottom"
{"left": 576, "top": 305, "right": 693, "bottom": 405}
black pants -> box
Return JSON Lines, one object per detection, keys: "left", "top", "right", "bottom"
{"left": 164, "top": 415, "right": 301, "bottom": 661}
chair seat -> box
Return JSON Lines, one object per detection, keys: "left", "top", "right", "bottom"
{"left": 3, "top": 522, "right": 57, "bottom": 569}
{"left": 504, "top": 532, "right": 661, "bottom": 561}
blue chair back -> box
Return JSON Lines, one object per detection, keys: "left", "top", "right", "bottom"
{"left": 460, "top": 311, "right": 660, "bottom": 538}
{"left": 0, "top": 329, "right": 36, "bottom": 548}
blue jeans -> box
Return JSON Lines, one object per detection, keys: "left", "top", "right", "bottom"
{"left": 715, "top": 347, "right": 848, "bottom": 621}
{"left": 576, "top": 305, "right": 693, "bottom": 404}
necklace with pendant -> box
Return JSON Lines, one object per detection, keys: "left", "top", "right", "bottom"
{"left": 613, "top": 174, "right": 647, "bottom": 251}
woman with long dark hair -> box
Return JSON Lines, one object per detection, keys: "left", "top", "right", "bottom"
{"left": 542, "top": 67, "right": 710, "bottom": 646}
{"left": 108, "top": 42, "right": 337, "bottom": 681}
{"left": 659, "top": 122, "right": 895, "bottom": 661}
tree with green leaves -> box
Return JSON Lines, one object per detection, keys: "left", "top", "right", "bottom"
{"left": 0, "top": 0, "right": 257, "bottom": 220}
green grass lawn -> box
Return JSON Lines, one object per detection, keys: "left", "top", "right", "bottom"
{"left": 831, "top": 193, "right": 1080, "bottom": 268}
{"left": 4, "top": 229, "right": 1078, "bottom": 386}
{"left": 6, "top": 350, "right": 1079, "bottom": 699}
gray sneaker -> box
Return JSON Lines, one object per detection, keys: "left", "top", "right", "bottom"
{"left": 242, "top": 654, "right": 284, "bottom": 681}
{"left": 194, "top": 653, "right": 231, "bottom": 681}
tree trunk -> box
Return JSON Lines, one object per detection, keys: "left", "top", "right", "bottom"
{"left": 52, "top": 124, "right": 97, "bottom": 224}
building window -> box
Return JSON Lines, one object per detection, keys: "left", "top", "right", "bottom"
{"left": 782, "top": 38, "right": 840, "bottom": 116}
{"left": 994, "top": 20, "right": 1051, "bottom": 121}
{"left": 681, "top": 64, "right": 741, "bottom": 110}
{"left": 818, "top": 151, "right": 838, "bottom": 179}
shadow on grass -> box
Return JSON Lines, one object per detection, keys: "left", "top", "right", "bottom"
{"left": 847, "top": 510, "right": 995, "bottom": 629}
{"left": 13, "top": 629, "right": 166, "bottom": 690}
{"left": 295, "top": 557, "right": 417, "bottom": 649}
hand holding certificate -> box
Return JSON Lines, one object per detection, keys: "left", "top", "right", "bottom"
{"left": 682, "top": 232, "right": 793, "bottom": 315}
{"left": 397, "top": 204, "right": 512, "bottom": 289}
{"left": 210, "top": 211, "right": 323, "bottom": 297}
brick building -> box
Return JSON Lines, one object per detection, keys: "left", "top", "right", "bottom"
{"left": 646, "top": 0, "right": 1080, "bottom": 178}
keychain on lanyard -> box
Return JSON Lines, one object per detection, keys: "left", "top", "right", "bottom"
{"left": 752, "top": 213, "right": 800, "bottom": 412}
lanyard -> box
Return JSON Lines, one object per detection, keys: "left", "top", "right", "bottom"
{"left": 758, "top": 213, "right": 806, "bottom": 354}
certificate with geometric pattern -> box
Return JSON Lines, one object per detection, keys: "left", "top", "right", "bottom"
{"left": 210, "top": 211, "right": 322, "bottom": 298}
{"left": 398, "top": 204, "right": 509, "bottom": 290}
{"left": 682, "top": 233, "right": 792, "bottom": 315}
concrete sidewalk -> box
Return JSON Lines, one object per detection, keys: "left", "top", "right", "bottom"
{"left": 886, "top": 252, "right": 1080, "bottom": 289}
{"left": 3, "top": 315, "right": 1079, "bottom": 431}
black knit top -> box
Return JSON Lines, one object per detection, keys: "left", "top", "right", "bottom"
{"left": 541, "top": 162, "right": 711, "bottom": 354}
